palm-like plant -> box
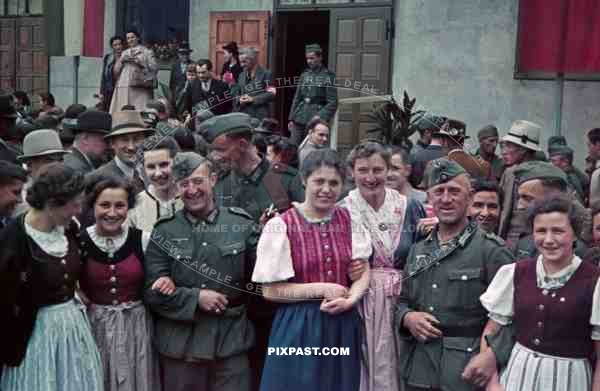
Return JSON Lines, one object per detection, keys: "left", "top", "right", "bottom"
{"left": 366, "top": 91, "right": 425, "bottom": 150}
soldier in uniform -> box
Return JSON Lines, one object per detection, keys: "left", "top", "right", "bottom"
{"left": 287, "top": 43, "right": 337, "bottom": 146}
{"left": 472, "top": 125, "right": 504, "bottom": 182}
{"left": 205, "top": 113, "right": 304, "bottom": 222}
{"left": 548, "top": 146, "right": 587, "bottom": 204}
{"left": 395, "top": 158, "right": 514, "bottom": 391}
{"left": 144, "top": 152, "right": 259, "bottom": 391}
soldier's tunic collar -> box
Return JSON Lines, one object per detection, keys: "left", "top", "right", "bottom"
{"left": 184, "top": 208, "right": 219, "bottom": 225}
{"left": 233, "top": 158, "right": 270, "bottom": 185}
{"left": 425, "top": 218, "right": 479, "bottom": 249}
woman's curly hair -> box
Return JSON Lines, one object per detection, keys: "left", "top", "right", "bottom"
{"left": 26, "top": 163, "right": 85, "bottom": 210}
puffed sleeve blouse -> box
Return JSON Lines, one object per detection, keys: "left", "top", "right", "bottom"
{"left": 252, "top": 205, "right": 372, "bottom": 284}
{"left": 480, "top": 255, "right": 600, "bottom": 340}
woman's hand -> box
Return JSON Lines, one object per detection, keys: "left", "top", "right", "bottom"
{"left": 152, "top": 276, "right": 176, "bottom": 295}
{"left": 322, "top": 283, "right": 349, "bottom": 300}
{"left": 320, "top": 297, "right": 353, "bottom": 314}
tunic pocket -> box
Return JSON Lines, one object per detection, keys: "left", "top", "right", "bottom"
{"left": 447, "top": 268, "right": 483, "bottom": 309}
{"left": 440, "top": 337, "right": 480, "bottom": 391}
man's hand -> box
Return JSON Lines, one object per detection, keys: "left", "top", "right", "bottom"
{"left": 347, "top": 260, "right": 366, "bottom": 281}
{"left": 462, "top": 349, "right": 498, "bottom": 388}
{"left": 152, "top": 276, "right": 176, "bottom": 295}
{"left": 320, "top": 297, "right": 353, "bottom": 315}
{"left": 198, "top": 289, "right": 228, "bottom": 313}
{"left": 403, "top": 311, "right": 442, "bottom": 342}
{"left": 240, "top": 95, "right": 254, "bottom": 104}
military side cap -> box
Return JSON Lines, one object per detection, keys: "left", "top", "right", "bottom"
{"left": 547, "top": 135, "right": 567, "bottom": 149}
{"left": 423, "top": 157, "right": 467, "bottom": 189}
{"left": 171, "top": 151, "right": 207, "bottom": 181}
{"left": 514, "top": 161, "right": 567, "bottom": 187}
{"left": 413, "top": 114, "right": 447, "bottom": 133}
{"left": 203, "top": 113, "right": 253, "bottom": 144}
{"left": 477, "top": 124, "right": 498, "bottom": 140}
{"left": 305, "top": 43, "right": 322, "bottom": 53}
{"left": 548, "top": 145, "right": 573, "bottom": 160}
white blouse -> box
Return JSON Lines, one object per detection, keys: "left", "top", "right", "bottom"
{"left": 87, "top": 224, "right": 150, "bottom": 255}
{"left": 480, "top": 255, "right": 600, "bottom": 340}
{"left": 252, "top": 205, "right": 372, "bottom": 284}
{"left": 25, "top": 222, "right": 68, "bottom": 258}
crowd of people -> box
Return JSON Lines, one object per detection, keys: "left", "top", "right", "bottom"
{"left": 0, "top": 33, "right": 600, "bottom": 391}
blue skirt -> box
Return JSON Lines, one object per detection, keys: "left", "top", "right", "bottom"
{"left": 1, "top": 300, "right": 103, "bottom": 391}
{"left": 259, "top": 301, "right": 362, "bottom": 391}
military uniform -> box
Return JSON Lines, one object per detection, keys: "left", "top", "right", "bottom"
{"left": 215, "top": 158, "right": 304, "bottom": 221}
{"left": 395, "top": 222, "right": 514, "bottom": 391}
{"left": 288, "top": 44, "right": 338, "bottom": 145}
{"left": 395, "top": 158, "right": 514, "bottom": 391}
{"left": 145, "top": 207, "right": 259, "bottom": 391}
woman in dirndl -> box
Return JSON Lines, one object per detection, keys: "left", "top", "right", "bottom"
{"left": 79, "top": 174, "right": 174, "bottom": 391}
{"left": 340, "top": 142, "right": 424, "bottom": 391}
{"left": 480, "top": 196, "right": 600, "bottom": 391}
{"left": 253, "top": 149, "right": 372, "bottom": 391}
{"left": 0, "top": 163, "right": 103, "bottom": 391}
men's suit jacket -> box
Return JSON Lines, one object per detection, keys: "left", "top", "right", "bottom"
{"left": 185, "top": 78, "right": 232, "bottom": 116}
{"left": 169, "top": 61, "right": 189, "bottom": 100}
{"left": 234, "top": 66, "right": 275, "bottom": 120}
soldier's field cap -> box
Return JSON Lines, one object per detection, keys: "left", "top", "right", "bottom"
{"left": 514, "top": 161, "right": 567, "bottom": 187}
{"left": 171, "top": 152, "right": 207, "bottom": 181}
{"left": 203, "top": 113, "right": 253, "bottom": 143}
{"left": 423, "top": 157, "right": 467, "bottom": 189}
{"left": 477, "top": 125, "right": 499, "bottom": 141}
{"left": 548, "top": 145, "right": 574, "bottom": 160}
{"left": 305, "top": 43, "right": 322, "bottom": 53}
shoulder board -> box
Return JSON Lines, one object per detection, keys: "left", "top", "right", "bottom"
{"left": 228, "top": 207, "right": 253, "bottom": 220}
{"left": 484, "top": 232, "right": 505, "bottom": 246}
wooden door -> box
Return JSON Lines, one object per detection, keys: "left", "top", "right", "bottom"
{"left": 0, "top": 19, "right": 16, "bottom": 91}
{"left": 16, "top": 17, "right": 47, "bottom": 96}
{"left": 329, "top": 7, "right": 392, "bottom": 155}
{"left": 210, "top": 11, "right": 270, "bottom": 77}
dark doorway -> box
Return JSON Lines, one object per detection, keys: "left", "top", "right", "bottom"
{"left": 273, "top": 11, "right": 329, "bottom": 134}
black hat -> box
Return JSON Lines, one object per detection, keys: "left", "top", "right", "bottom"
{"left": 0, "top": 94, "right": 17, "bottom": 119}
{"left": 76, "top": 110, "right": 112, "bottom": 135}
{"left": 177, "top": 41, "right": 193, "bottom": 54}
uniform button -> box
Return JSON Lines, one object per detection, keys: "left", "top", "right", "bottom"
{"left": 61, "top": 259, "right": 67, "bottom": 265}
{"left": 537, "top": 321, "right": 543, "bottom": 328}
{"left": 432, "top": 284, "right": 438, "bottom": 289}
{"left": 202, "top": 242, "right": 207, "bottom": 246}
{"left": 461, "top": 275, "right": 468, "bottom": 281}
{"left": 320, "top": 221, "right": 326, "bottom": 226}
{"left": 428, "top": 306, "right": 435, "bottom": 312}
{"left": 200, "top": 284, "right": 207, "bottom": 288}
{"left": 326, "top": 257, "right": 332, "bottom": 263}
{"left": 177, "top": 255, "right": 181, "bottom": 259}
{"left": 324, "top": 244, "right": 330, "bottom": 250}
{"left": 542, "top": 289, "right": 549, "bottom": 296}
{"left": 538, "top": 304, "right": 545, "bottom": 311}
{"left": 110, "top": 276, "right": 117, "bottom": 283}
{"left": 112, "top": 300, "right": 119, "bottom": 305}
{"left": 110, "top": 265, "right": 116, "bottom": 270}
{"left": 560, "top": 297, "right": 566, "bottom": 302}
{"left": 551, "top": 292, "right": 556, "bottom": 298}
{"left": 327, "top": 270, "right": 333, "bottom": 276}
{"left": 233, "top": 249, "right": 238, "bottom": 254}
{"left": 63, "top": 273, "right": 69, "bottom": 280}
{"left": 467, "top": 348, "right": 473, "bottom": 353}
{"left": 110, "top": 288, "right": 117, "bottom": 294}
{"left": 243, "top": 180, "right": 249, "bottom": 185}
{"left": 321, "top": 232, "right": 327, "bottom": 237}
{"left": 533, "top": 338, "right": 541, "bottom": 346}
{"left": 201, "top": 263, "right": 207, "bottom": 268}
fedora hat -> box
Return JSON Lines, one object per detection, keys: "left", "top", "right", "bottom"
{"left": 106, "top": 110, "right": 155, "bottom": 139}
{"left": 501, "top": 120, "right": 542, "bottom": 152}
{"left": 18, "top": 129, "right": 69, "bottom": 161}
{"left": 75, "top": 110, "right": 111, "bottom": 135}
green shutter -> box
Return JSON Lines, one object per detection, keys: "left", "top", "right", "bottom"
{"left": 44, "top": 0, "right": 64, "bottom": 56}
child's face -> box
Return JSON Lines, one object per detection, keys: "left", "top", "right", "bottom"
{"left": 593, "top": 213, "right": 600, "bottom": 244}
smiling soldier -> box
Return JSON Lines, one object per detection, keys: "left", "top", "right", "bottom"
{"left": 395, "top": 157, "right": 514, "bottom": 391}
{"left": 144, "top": 151, "right": 259, "bottom": 391}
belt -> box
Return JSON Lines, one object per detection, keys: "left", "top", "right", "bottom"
{"left": 439, "top": 324, "right": 484, "bottom": 338}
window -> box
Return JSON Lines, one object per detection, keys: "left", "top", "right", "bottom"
{"left": 516, "top": 0, "right": 600, "bottom": 80}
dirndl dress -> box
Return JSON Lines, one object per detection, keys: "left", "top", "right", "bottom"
{"left": 252, "top": 205, "right": 372, "bottom": 391}
{"left": 1, "top": 221, "right": 103, "bottom": 391}
{"left": 79, "top": 225, "right": 160, "bottom": 391}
